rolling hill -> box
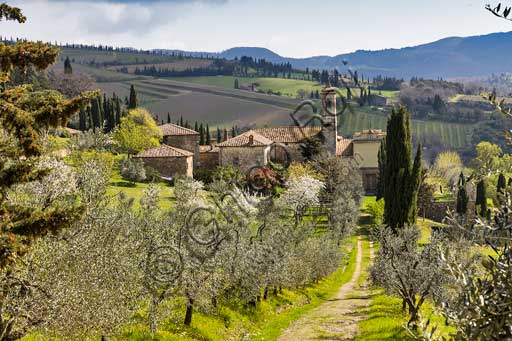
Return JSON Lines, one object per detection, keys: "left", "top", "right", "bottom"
{"left": 161, "top": 31, "right": 512, "bottom": 79}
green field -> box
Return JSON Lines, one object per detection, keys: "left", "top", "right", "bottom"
{"left": 339, "top": 109, "right": 476, "bottom": 149}
{"left": 168, "top": 76, "right": 398, "bottom": 99}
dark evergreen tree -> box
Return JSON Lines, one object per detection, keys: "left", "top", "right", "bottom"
{"left": 223, "top": 128, "right": 228, "bottom": 141}
{"left": 199, "top": 123, "right": 205, "bottom": 145}
{"left": 78, "top": 106, "right": 87, "bottom": 131}
{"left": 217, "top": 127, "right": 221, "bottom": 143}
{"left": 476, "top": 180, "right": 488, "bottom": 217}
{"left": 194, "top": 121, "right": 198, "bottom": 132}
{"left": 497, "top": 173, "right": 506, "bottom": 195}
{"left": 408, "top": 144, "right": 422, "bottom": 225}
{"left": 91, "top": 98, "right": 101, "bottom": 130}
{"left": 128, "top": 84, "right": 137, "bottom": 109}
{"left": 376, "top": 138, "right": 386, "bottom": 201}
{"left": 180, "top": 116, "right": 184, "bottom": 127}
{"left": 231, "top": 126, "right": 236, "bottom": 138}
{"left": 206, "top": 124, "right": 211, "bottom": 145}
{"left": 384, "top": 106, "right": 416, "bottom": 231}
{"left": 167, "top": 113, "right": 171, "bottom": 124}
{"left": 64, "top": 56, "right": 72, "bottom": 74}
{"left": 456, "top": 172, "right": 469, "bottom": 216}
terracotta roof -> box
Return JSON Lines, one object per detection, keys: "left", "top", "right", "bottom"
{"left": 216, "top": 130, "right": 273, "bottom": 147}
{"left": 199, "top": 145, "right": 220, "bottom": 153}
{"left": 159, "top": 123, "right": 199, "bottom": 136}
{"left": 135, "top": 144, "right": 193, "bottom": 158}
{"left": 336, "top": 137, "right": 353, "bottom": 157}
{"left": 253, "top": 126, "right": 322, "bottom": 143}
{"left": 353, "top": 129, "right": 386, "bottom": 141}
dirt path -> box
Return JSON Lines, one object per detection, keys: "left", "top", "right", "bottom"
{"left": 277, "top": 236, "right": 374, "bottom": 341}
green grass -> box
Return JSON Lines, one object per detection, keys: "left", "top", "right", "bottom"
{"left": 107, "top": 164, "right": 175, "bottom": 210}
{"left": 356, "top": 293, "right": 413, "bottom": 340}
{"left": 168, "top": 76, "right": 325, "bottom": 98}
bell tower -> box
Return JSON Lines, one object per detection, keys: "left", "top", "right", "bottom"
{"left": 320, "top": 87, "right": 338, "bottom": 156}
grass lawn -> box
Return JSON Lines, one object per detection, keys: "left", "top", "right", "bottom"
{"left": 168, "top": 76, "right": 325, "bottom": 98}
{"left": 107, "top": 165, "right": 175, "bottom": 210}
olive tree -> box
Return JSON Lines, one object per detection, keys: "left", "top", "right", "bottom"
{"left": 370, "top": 226, "right": 447, "bottom": 326}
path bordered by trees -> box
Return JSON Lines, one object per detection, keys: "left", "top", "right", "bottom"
{"left": 277, "top": 236, "right": 374, "bottom": 340}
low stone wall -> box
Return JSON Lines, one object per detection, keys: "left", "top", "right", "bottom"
{"left": 420, "top": 201, "right": 476, "bottom": 223}
{"left": 420, "top": 201, "right": 455, "bottom": 223}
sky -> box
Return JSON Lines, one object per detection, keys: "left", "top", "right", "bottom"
{"left": 2, "top": 0, "right": 512, "bottom": 57}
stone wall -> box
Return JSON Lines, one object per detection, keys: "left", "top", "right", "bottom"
{"left": 139, "top": 156, "right": 193, "bottom": 178}
{"left": 163, "top": 135, "right": 200, "bottom": 166}
{"left": 199, "top": 151, "right": 219, "bottom": 169}
{"left": 219, "top": 146, "right": 267, "bottom": 171}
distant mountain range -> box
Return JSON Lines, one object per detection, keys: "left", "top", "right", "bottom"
{"left": 157, "top": 31, "right": 512, "bottom": 79}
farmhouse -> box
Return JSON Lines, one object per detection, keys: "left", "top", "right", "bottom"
{"left": 134, "top": 144, "right": 194, "bottom": 178}
{"left": 159, "top": 123, "right": 200, "bottom": 167}
{"left": 151, "top": 90, "right": 385, "bottom": 192}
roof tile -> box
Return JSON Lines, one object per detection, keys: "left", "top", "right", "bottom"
{"left": 135, "top": 144, "right": 193, "bottom": 158}
{"left": 159, "top": 123, "right": 199, "bottom": 136}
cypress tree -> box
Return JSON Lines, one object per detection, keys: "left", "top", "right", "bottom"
{"left": 456, "top": 172, "right": 469, "bottom": 216}
{"left": 476, "top": 180, "right": 488, "bottom": 217}
{"left": 167, "top": 113, "right": 171, "bottom": 124}
{"left": 128, "top": 85, "right": 137, "bottom": 109}
{"left": 180, "top": 116, "right": 184, "bottom": 127}
{"left": 199, "top": 123, "right": 205, "bottom": 145}
{"left": 497, "top": 173, "right": 506, "bottom": 195}
{"left": 91, "top": 98, "right": 100, "bottom": 130}
{"left": 206, "top": 124, "right": 211, "bottom": 145}
{"left": 64, "top": 56, "right": 72, "bottom": 74}
{"left": 78, "top": 106, "right": 86, "bottom": 131}
{"left": 114, "top": 95, "right": 121, "bottom": 126}
{"left": 408, "top": 144, "right": 422, "bottom": 225}
{"left": 376, "top": 138, "right": 386, "bottom": 200}
{"left": 231, "top": 126, "right": 236, "bottom": 138}
{"left": 217, "top": 127, "right": 221, "bottom": 143}
{"left": 223, "top": 128, "right": 228, "bottom": 141}
{"left": 384, "top": 106, "right": 414, "bottom": 231}
{"left": 194, "top": 121, "right": 198, "bottom": 132}
{"left": 87, "top": 105, "right": 93, "bottom": 131}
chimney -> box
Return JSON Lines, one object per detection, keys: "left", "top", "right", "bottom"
{"left": 320, "top": 87, "right": 338, "bottom": 156}
{"left": 248, "top": 134, "right": 254, "bottom": 145}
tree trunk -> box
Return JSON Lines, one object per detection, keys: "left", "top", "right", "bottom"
{"left": 402, "top": 298, "right": 406, "bottom": 311}
{"left": 211, "top": 295, "right": 217, "bottom": 308}
{"left": 149, "top": 297, "right": 158, "bottom": 333}
{"left": 184, "top": 297, "right": 194, "bottom": 326}
{"left": 263, "top": 286, "right": 268, "bottom": 300}
{"left": 273, "top": 287, "right": 278, "bottom": 296}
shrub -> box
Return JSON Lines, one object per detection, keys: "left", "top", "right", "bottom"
{"left": 119, "top": 156, "right": 146, "bottom": 183}
{"left": 144, "top": 166, "right": 161, "bottom": 183}
{"left": 366, "top": 199, "right": 385, "bottom": 226}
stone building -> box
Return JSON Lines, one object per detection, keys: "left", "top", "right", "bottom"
{"left": 134, "top": 144, "right": 193, "bottom": 178}
{"left": 199, "top": 145, "right": 220, "bottom": 169}
{"left": 159, "top": 123, "right": 200, "bottom": 167}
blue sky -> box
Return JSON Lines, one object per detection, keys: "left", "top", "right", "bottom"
{"left": 2, "top": 0, "right": 511, "bottom": 57}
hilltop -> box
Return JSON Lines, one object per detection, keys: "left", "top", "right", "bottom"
{"left": 160, "top": 31, "right": 512, "bottom": 79}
